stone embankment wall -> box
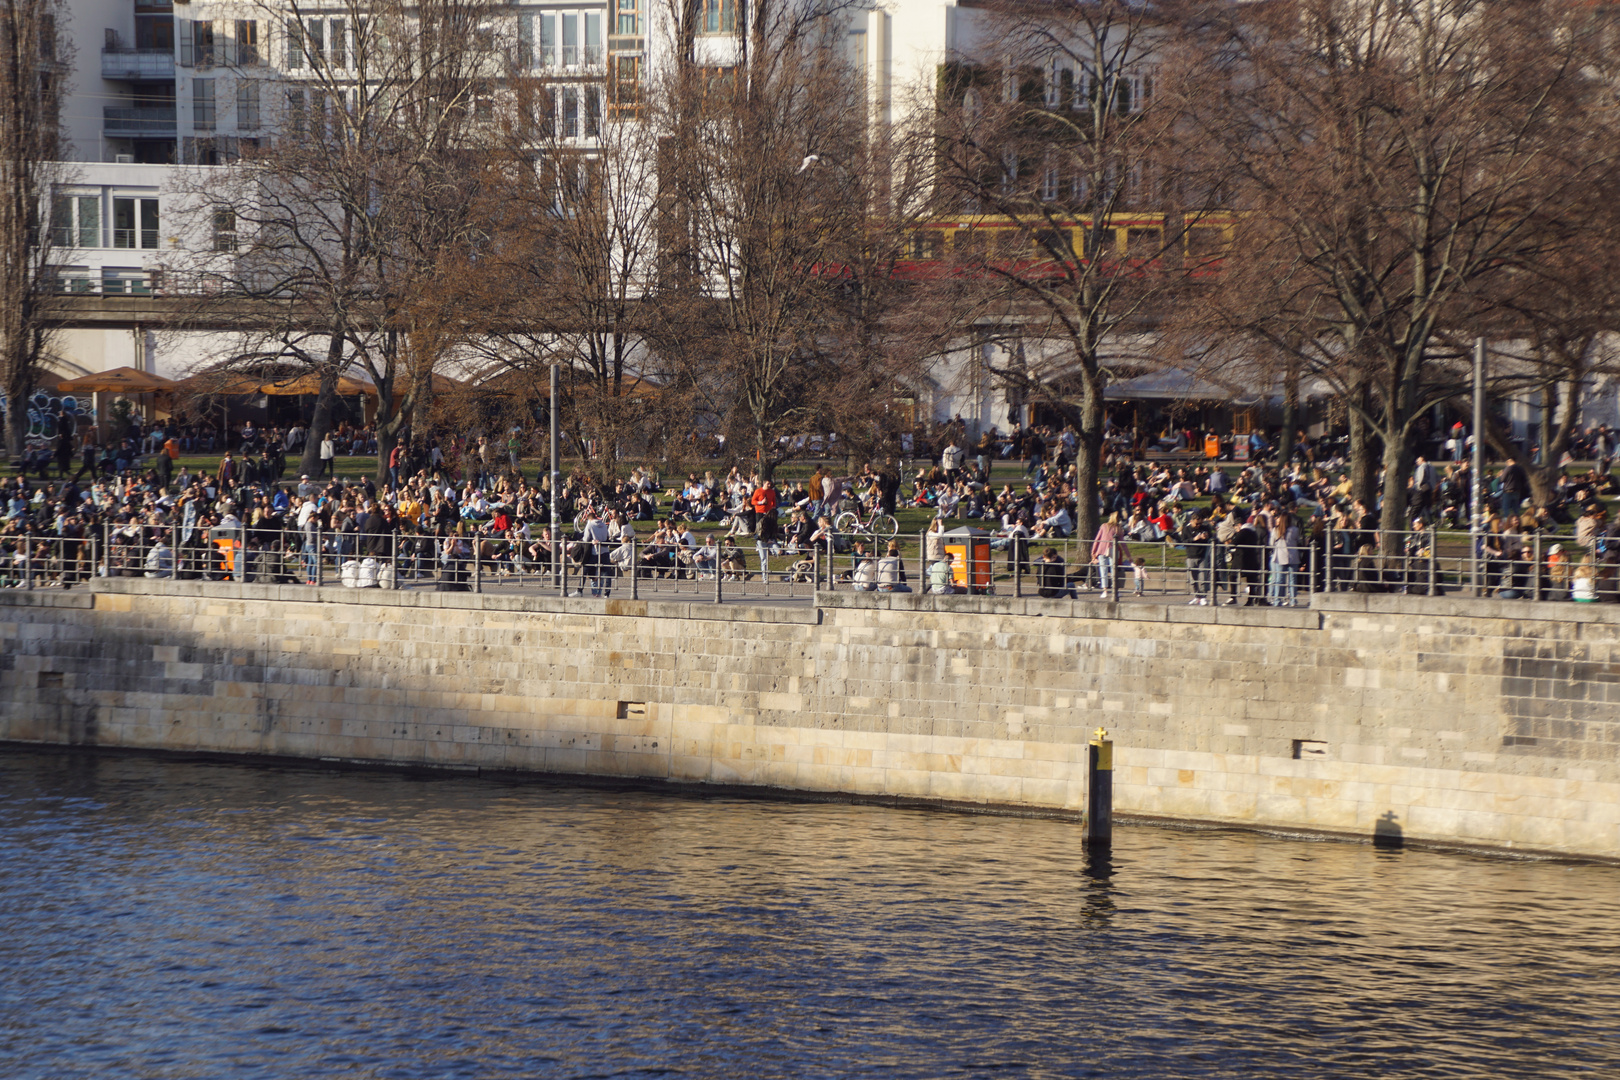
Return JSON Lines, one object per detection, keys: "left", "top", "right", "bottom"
{"left": 2, "top": 581, "right": 1616, "bottom": 860}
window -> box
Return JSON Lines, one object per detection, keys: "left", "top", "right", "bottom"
{"left": 237, "top": 80, "right": 260, "bottom": 129}
{"left": 212, "top": 209, "right": 237, "bottom": 252}
{"left": 1126, "top": 226, "right": 1161, "bottom": 255}
{"left": 584, "top": 12, "right": 601, "bottom": 63}
{"left": 610, "top": 54, "right": 641, "bottom": 117}
{"left": 1121, "top": 71, "right": 1152, "bottom": 113}
{"left": 329, "top": 19, "right": 346, "bottom": 68}
{"left": 1185, "top": 226, "right": 1229, "bottom": 261}
{"left": 585, "top": 86, "right": 601, "bottom": 135}
{"left": 50, "top": 195, "right": 100, "bottom": 248}
{"left": 1033, "top": 228, "right": 1069, "bottom": 259}
{"left": 521, "top": 13, "right": 564, "bottom": 67}
{"left": 561, "top": 85, "right": 578, "bottom": 137}
{"left": 703, "top": 0, "right": 738, "bottom": 34}
{"left": 193, "top": 79, "right": 216, "bottom": 131}
{"left": 287, "top": 19, "right": 303, "bottom": 69}
{"left": 1041, "top": 156, "right": 1060, "bottom": 202}
{"left": 1045, "top": 59, "right": 1064, "bottom": 107}
{"left": 286, "top": 88, "right": 306, "bottom": 134}
{"left": 473, "top": 82, "right": 493, "bottom": 122}
{"left": 113, "top": 197, "right": 159, "bottom": 249}
{"left": 1082, "top": 225, "right": 1116, "bottom": 257}
{"left": 909, "top": 231, "right": 943, "bottom": 260}
{"left": 235, "top": 20, "right": 259, "bottom": 64}
{"left": 617, "top": 0, "right": 640, "bottom": 36}
{"left": 561, "top": 14, "right": 577, "bottom": 66}
{"left": 307, "top": 19, "right": 324, "bottom": 64}
{"left": 194, "top": 19, "right": 215, "bottom": 66}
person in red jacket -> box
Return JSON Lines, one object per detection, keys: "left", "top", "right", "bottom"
{"left": 751, "top": 480, "right": 778, "bottom": 541}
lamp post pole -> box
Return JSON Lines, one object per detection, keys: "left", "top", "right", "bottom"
{"left": 550, "top": 360, "right": 560, "bottom": 591}
{"left": 1471, "top": 336, "right": 1486, "bottom": 594}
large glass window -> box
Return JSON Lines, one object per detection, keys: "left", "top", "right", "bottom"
{"left": 584, "top": 13, "right": 600, "bottom": 63}
{"left": 50, "top": 196, "right": 100, "bottom": 248}
{"left": 213, "top": 210, "right": 237, "bottom": 252}
{"left": 235, "top": 19, "right": 259, "bottom": 64}
{"left": 561, "top": 14, "right": 577, "bottom": 66}
{"left": 306, "top": 18, "right": 324, "bottom": 63}
{"left": 113, "top": 197, "right": 159, "bottom": 249}
{"left": 193, "top": 78, "right": 216, "bottom": 131}
{"left": 702, "top": 0, "right": 738, "bottom": 34}
{"left": 561, "top": 85, "right": 578, "bottom": 137}
{"left": 616, "top": 0, "right": 639, "bottom": 36}
{"left": 237, "top": 80, "right": 260, "bottom": 128}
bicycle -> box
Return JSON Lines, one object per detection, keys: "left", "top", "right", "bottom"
{"left": 834, "top": 505, "right": 898, "bottom": 540}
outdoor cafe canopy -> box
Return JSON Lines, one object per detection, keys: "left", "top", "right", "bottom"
{"left": 56, "top": 367, "right": 178, "bottom": 394}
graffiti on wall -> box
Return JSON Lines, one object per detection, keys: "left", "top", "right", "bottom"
{"left": 0, "top": 389, "right": 94, "bottom": 450}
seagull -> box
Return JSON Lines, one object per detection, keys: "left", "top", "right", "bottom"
{"left": 797, "top": 154, "right": 821, "bottom": 174}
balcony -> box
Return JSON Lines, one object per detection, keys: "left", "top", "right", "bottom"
{"left": 104, "top": 107, "right": 177, "bottom": 135}
{"left": 102, "top": 47, "right": 175, "bottom": 80}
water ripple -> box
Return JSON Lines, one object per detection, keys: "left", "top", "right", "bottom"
{"left": 1, "top": 749, "right": 1617, "bottom": 1079}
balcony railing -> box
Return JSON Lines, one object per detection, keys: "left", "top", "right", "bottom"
{"left": 104, "top": 107, "right": 178, "bottom": 135}
{"left": 102, "top": 47, "right": 176, "bottom": 80}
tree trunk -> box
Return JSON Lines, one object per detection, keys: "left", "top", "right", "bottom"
{"left": 1071, "top": 377, "right": 1106, "bottom": 542}
{"left": 298, "top": 370, "right": 340, "bottom": 478}
{"left": 1347, "top": 381, "right": 1377, "bottom": 508}
{"left": 1276, "top": 366, "right": 1299, "bottom": 467}
{"left": 3, "top": 371, "right": 28, "bottom": 460}
{"left": 1377, "top": 425, "right": 1416, "bottom": 555}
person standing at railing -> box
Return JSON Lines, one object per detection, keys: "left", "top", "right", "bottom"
{"left": 1091, "top": 512, "right": 1122, "bottom": 598}
{"left": 1183, "top": 511, "right": 1214, "bottom": 604}
{"left": 1264, "top": 514, "right": 1300, "bottom": 606}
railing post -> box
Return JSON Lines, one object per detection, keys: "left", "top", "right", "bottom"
{"left": 314, "top": 526, "right": 323, "bottom": 587}
{"left": 1325, "top": 523, "right": 1333, "bottom": 593}
{"left": 102, "top": 521, "right": 111, "bottom": 579}
{"left": 825, "top": 536, "right": 835, "bottom": 592}
{"left": 1309, "top": 538, "right": 1318, "bottom": 601}
{"left": 1108, "top": 537, "right": 1118, "bottom": 602}
{"left": 390, "top": 531, "right": 400, "bottom": 589}
{"left": 473, "top": 539, "right": 482, "bottom": 594}
{"left": 1532, "top": 532, "right": 1542, "bottom": 602}
{"left": 171, "top": 520, "right": 180, "bottom": 580}
{"left": 630, "top": 537, "right": 638, "bottom": 599}
{"left": 1429, "top": 538, "right": 1438, "bottom": 596}
{"left": 24, "top": 530, "right": 33, "bottom": 590}
{"left": 714, "top": 546, "right": 724, "bottom": 604}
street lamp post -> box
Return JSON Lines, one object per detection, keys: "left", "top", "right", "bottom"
{"left": 550, "top": 360, "right": 560, "bottom": 591}
{"left": 1471, "top": 337, "right": 1485, "bottom": 595}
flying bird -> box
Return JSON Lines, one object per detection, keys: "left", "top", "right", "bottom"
{"left": 797, "top": 154, "right": 821, "bottom": 174}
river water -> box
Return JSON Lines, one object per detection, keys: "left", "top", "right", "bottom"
{"left": 2, "top": 749, "right": 1617, "bottom": 1079}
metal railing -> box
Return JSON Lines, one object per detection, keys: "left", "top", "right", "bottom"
{"left": 103, "top": 106, "right": 177, "bottom": 134}
{"left": 0, "top": 522, "right": 1601, "bottom": 608}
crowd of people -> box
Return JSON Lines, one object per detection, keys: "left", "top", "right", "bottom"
{"left": 9, "top": 409, "right": 1620, "bottom": 603}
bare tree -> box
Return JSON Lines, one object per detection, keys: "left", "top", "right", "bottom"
{"left": 925, "top": 0, "right": 1221, "bottom": 540}
{"left": 650, "top": 0, "right": 923, "bottom": 480}
{"left": 0, "top": 0, "right": 69, "bottom": 459}
{"left": 1190, "top": 0, "right": 1615, "bottom": 540}
{"left": 463, "top": 71, "right": 674, "bottom": 479}
{"left": 175, "top": 0, "right": 498, "bottom": 477}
